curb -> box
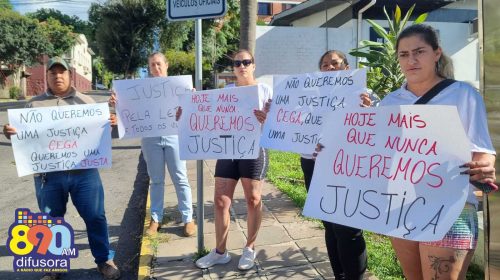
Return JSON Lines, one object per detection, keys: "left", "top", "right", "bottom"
{"left": 138, "top": 192, "right": 153, "bottom": 280}
{"left": 0, "top": 100, "right": 27, "bottom": 111}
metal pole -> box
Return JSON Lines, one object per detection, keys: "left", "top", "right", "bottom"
{"left": 357, "top": 0, "right": 376, "bottom": 66}
{"left": 478, "top": 2, "right": 489, "bottom": 278}
{"left": 324, "top": 0, "right": 328, "bottom": 52}
{"left": 195, "top": 18, "right": 204, "bottom": 253}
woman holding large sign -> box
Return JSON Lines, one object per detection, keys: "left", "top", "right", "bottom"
{"left": 194, "top": 49, "right": 272, "bottom": 270}
{"left": 379, "top": 24, "right": 496, "bottom": 279}
{"left": 300, "top": 50, "right": 369, "bottom": 280}
{"left": 110, "top": 52, "right": 197, "bottom": 237}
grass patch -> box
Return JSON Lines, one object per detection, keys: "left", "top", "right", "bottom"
{"left": 193, "top": 247, "right": 211, "bottom": 261}
{"left": 363, "top": 231, "right": 403, "bottom": 279}
{"left": 145, "top": 233, "right": 170, "bottom": 256}
{"left": 466, "top": 262, "right": 484, "bottom": 280}
{"left": 266, "top": 151, "right": 305, "bottom": 207}
{"left": 146, "top": 235, "right": 160, "bottom": 256}
{"left": 266, "top": 150, "right": 402, "bottom": 279}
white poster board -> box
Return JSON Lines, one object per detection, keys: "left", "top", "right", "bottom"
{"left": 261, "top": 69, "right": 366, "bottom": 154}
{"left": 177, "top": 85, "right": 261, "bottom": 160}
{"left": 303, "top": 106, "right": 471, "bottom": 241}
{"left": 8, "top": 103, "right": 112, "bottom": 177}
{"left": 113, "top": 75, "right": 193, "bottom": 139}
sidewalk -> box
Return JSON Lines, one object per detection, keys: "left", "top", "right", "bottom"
{"left": 138, "top": 160, "right": 377, "bottom": 280}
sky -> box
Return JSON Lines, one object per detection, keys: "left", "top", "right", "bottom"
{"left": 11, "top": 0, "right": 101, "bottom": 21}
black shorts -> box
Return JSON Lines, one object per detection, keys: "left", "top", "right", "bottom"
{"left": 214, "top": 148, "right": 269, "bottom": 180}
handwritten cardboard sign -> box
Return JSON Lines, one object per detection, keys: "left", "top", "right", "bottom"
{"left": 177, "top": 85, "right": 261, "bottom": 160}
{"left": 303, "top": 105, "right": 471, "bottom": 241}
{"left": 260, "top": 69, "right": 366, "bottom": 154}
{"left": 113, "top": 75, "right": 193, "bottom": 139}
{"left": 8, "top": 103, "right": 112, "bottom": 177}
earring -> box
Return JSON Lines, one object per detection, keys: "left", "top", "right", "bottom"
{"left": 435, "top": 60, "right": 441, "bottom": 72}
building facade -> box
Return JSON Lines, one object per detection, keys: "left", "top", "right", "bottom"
{"left": 26, "top": 34, "right": 94, "bottom": 96}
{"left": 69, "top": 34, "right": 94, "bottom": 93}
{"left": 481, "top": 0, "right": 500, "bottom": 277}
{"left": 255, "top": 0, "right": 479, "bottom": 86}
{"left": 258, "top": 0, "right": 305, "bottom": 24}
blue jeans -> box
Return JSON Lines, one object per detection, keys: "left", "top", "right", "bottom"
{"left": 141, "top": 135, "right": 193, "bottom": 223}
{"left": 34, "top": 169, "right": 114, "bottom": 264}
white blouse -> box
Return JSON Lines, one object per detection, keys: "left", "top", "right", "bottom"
{"left": 381, "top": 81, "right": 496, "bottom": 205}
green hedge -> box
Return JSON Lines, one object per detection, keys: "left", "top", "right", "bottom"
{"left": 9, "top": 86, "right": 21, "bottom": 99}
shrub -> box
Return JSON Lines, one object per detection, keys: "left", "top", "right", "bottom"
{"left": 9, "top": 86, "right": 21, "bottom": 99}
{"left": 349, "top": 4, "right": 427, "bottom": 98}
{"left": 165, "top": 49, "right": 195, "bottom": 76}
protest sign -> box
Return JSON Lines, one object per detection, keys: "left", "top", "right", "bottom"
{"left": 177, "top": 85, "right": 261, "bottom": 160}
{"left": 8, "top": 103, "right": 112, "bottom": 177}
{"left": 303, "top": 106, "right": 471, "bottom": 241}
{"left": 113, "top": 75, "right": 193, "bottom": 139}
{"left": 260, "top": 69, "right": 366, "bottom": 154}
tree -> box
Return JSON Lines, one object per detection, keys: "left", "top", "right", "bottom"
{"left": 239, "top": 0, "right": 257, "bottom": 54}
{"left": 39, "top": 18, "right": 76, "bottom": 57}
{"left": 0, "top": 10, "right": 51, "bottom": 68}
{"left": 0, "top": 0, "right": 12, "bottom": 10}
{"left": 0, "top": 9, "right": 52, "bottom": 98}
{"left": 165, "top": 50, "right": 195, "bottom": 76}
{"left": 202, "top": 0, "right": 240, "bottom": 86}
{"left": 89, "top": 0, "right": 239, "bottom": 85}
{"left": 160, "top": 21, "right": 194, "bottom": 51}
{"left": 27, "top": 8, "right": 92, "bottom": 36}
{"left": 155, "top": 0, "right": 240, "bottom": 87}
{"left": 92, "top": 0, "right": 166, "bottom": 77}
{"left": 349, "top": 5, "right": 427, "bottom": 97}
{"left": 203, "top": 0, "right": 240, "bottom": 65}
{"left": 93, "top": 56, "right": 113, "bottom": 88}
{"left": 0, "top": 10, "right": 74, "bottom": 82}
{"left": 28, "top": 8, "right": 95, "bottom": 53}
{"left": 88, "top": 3, "right": 105, "bottom": 53}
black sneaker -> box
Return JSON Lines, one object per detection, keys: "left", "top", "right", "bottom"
{"left": 97, "top": 260, "right": 121, "bottom": 280}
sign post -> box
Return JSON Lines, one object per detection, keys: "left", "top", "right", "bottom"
{"left": 166, "top": 0, "right": 227, "bottom": 253}
{"left": 194, "top": 18, "right": 204, "bottom": 253}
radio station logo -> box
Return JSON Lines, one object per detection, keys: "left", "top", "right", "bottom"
{"left": 6, "top": 209, "right": 78, "bottom": 273}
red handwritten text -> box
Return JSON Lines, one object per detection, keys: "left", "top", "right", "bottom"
{"left": 387, "top": 113, "right": 426, "bottom": 128}
{"left": 344, "top": 112, "right": 376, "bottom": 127}
{"left": 48, "top": 140, "right": 78, "bottom": 150}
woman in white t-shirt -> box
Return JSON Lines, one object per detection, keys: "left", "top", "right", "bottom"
{"left": 195, "top": 49, "right": 272, "bottom": 271}
{"left": 380, "top": 24, "right": 496, "bottom": 280}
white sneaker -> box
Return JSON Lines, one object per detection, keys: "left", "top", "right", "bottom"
{"left": 195, "top": 249, "right": 231, "bottom": 269}
{"left": 238, "top": 247, "right": 256, "bottom": 270}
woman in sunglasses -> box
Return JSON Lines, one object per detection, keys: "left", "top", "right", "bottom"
{"left": 195, "top": 49, "right": 272, "bottom": 271}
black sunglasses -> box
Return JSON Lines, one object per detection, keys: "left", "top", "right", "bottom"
{"left": 233, "top": 59, "right": 253, "bottom": 67}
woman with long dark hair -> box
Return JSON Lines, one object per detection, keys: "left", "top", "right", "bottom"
{"left": 383, "top": 24, "right": 496, "bottom": 279}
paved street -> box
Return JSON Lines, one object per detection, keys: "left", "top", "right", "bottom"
{"left": 0, "top": 93, "right": 149, "bottom": 280}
